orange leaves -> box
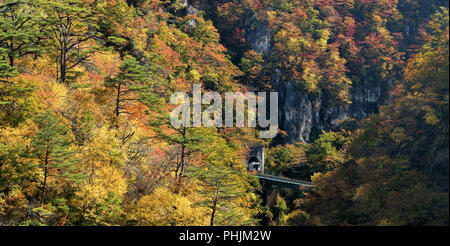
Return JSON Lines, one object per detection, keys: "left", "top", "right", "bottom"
{"left": 293, "top": 7, "right": 308, "bottom": 21}
{"left": 124, "top": 100, "right": 153, "bottom": 133}
{"left": 88, "top": 52, "right": 121, "bottom": 85}
{"left": 149, "top": 36, "right": 182, "bottom": 74}
{"left": 389, "top": 83, "right": 406, "bottom": 98}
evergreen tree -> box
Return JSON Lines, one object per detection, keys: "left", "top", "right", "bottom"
{"left": 149, "top": 118, "right": 207, "bottom": 182}
{"left": 31, "top": 110, "right": 79, "bottom": 204}
{"left": 105, "top": 55, "right": 150, "bottom": 118}
{"left": 0, "top": 0, "right": 44, "bottom": 67}
{"left": 0, "top": 47, "right": 36, "bottom": 126}
{"left": 0, "top": 47, "right": 18, "bottom": 83}
{"left": 186, "top": 163, "right": 245, "bottom": 226}
{"left": 185, "top": 128, "right": 258, "bottom": 226}
{"left": 0, "top": 47, "right": 19, "bottom": 107}
{"left": 43, "top": 0, "right": 98, "bottom": 83}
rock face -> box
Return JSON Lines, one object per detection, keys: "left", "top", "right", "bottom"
{"left": 187, "top": 3, "right": 390, "bottom": 143}
{"left": 247, "top": 14, "right": 271, "bottom": 57}
{"left": 249, "top": 16, "right": 388, "bottom": 144}
{"left": 183, "top": 0, "right": 198, "bottom": 30}
{"left": 273, "top": 72, "right": 388, "bottom": 144}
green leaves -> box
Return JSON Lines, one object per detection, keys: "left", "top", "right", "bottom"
{"left": 31, "top": 110, "right": 80, "bottom": 182}
{"left": 0, "top": 48, "right": 18, "bottom": 80}
{"left": 306, "top": 8, "right": 449, "bottom": 225}
{"left": 41, "top": 0, "right": 99, "bottom": 83}
{"left": 0, "top": 0, "right": 45, "bottom": 67}
{"left": 104, "top": 55, "right": 152, "bottom": 118}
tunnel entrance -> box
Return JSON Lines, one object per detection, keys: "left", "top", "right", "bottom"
{"left": 245, "top": 145, "right": 264, "bottom": 174}
{"left": 248, "top": 156, "right": 261, "bottom": 172}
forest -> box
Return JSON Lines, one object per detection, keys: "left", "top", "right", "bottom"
{"left": 0, "top": 0, "right": 448, "bottom": 226}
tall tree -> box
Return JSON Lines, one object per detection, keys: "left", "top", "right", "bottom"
{"left": 31, "top": 110, "right": 79, "bottom": 204}
{"left": 104, "top": 55, "right": 150, "bottom": 118}
{"left": 0, "top": 47, "right": 19, "bottom": 110}
{"left": 0, "top": 47, "right": 17, "bottom": 84}
{"left": 0, "top": 0, "right": 44, "bottom": 67}
{"left": 149, "top": 117, "right": 207, "bottom": 182}
{"left": 44, "top": 0, "right": 98, "bottom": 83}
{"left": 187, "top": 163, "right": 245, "bottom": 226}
{"left": 185, "top": 128, "right": 258, "bottom": 226}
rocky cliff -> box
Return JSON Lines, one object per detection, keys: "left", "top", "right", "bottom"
{"left": 248, "top": 17, "right": 389, "bottom": 144}
{"left": 182, "top": 1, "right": 420, "bottom": 144}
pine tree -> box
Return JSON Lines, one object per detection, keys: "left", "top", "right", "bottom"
{"left": 105, "top": 55, "right": 150, "bottom": 118}
{"left": 43, "top": 0, "right": 98, "bottom": 83}
{"left": 0, "top": 47, "right": 19, "bottom": 106}
{"left": 0, "top": 0, "right": 44, "bottom": 67}
{"left": 184, "top": 128, "right": 258, "bottom": 226}
{"left": 148, "top": 119, "right": 208, "bottom": 182}
{"left": 0, "top": 48, "right": 18, "bottom": 82}
{"left": 31, "top": 110, "right": 79, "bottom": 204}
{"left": 186, "top": 164, "right": 244, "bottom": 226}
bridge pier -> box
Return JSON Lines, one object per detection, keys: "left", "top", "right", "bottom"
{"left": 265, "top": 187, "right": 277, "bottom": 208}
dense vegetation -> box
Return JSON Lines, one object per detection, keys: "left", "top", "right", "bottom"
{"left": 0, "top": 0, "right": 448, "bottom": 226}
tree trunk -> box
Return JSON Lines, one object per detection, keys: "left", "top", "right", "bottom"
{"left": 40, "top": 151, "right": 49, "bottom": 205}
{"left": 115, "top": 82, "right": 121, "bottom": 117}
{"left": 179, "top": 145, "right": 186, "bottom": 178}
{"left": 8, "top": 54, "right": 14, "bottom": 68}
{"left": 210, "top": 188, "right": 219, "bottom": 226}
{"left": 177, "top": 127, "right": 187, "bottom": 181}
{"left": 9, "top": 37, "right": 14, "bottom": 67}
{"left": 210, "top": 202, "right": 217, "bottom": 226}
{"left": 60, "top": 42, "right": 67, "bottom": 83}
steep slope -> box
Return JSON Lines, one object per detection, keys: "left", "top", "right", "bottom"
{"left": 189, "top": 0, "right": 448, "bottom": 143}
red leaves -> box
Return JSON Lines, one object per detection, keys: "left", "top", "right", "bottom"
{"left": 230, "top": 28, "right": 247, "bottom": 48}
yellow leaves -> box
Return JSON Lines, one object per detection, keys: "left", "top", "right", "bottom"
{"left": 132, "top": 188, "right": 208, "bottom": 226}
{"left": 301, "top": 63, "right": 320, "bottom": 93}
{"left": 21, "top": 74, "right": 68, "bottom": 112}
{"left": 424, "top": 109, "right": 440, "bottom": 126}
{"left": 267, "top": 10, "right": 277, "bottom": 22}
{"left": 316, "top": 29, "right": 330, "bottom": 51}
{"left": 352, "top": 183, "right": 372, "bottom": 203}
{"left": 280, "top": 209, "right": 311, "bottom": 226}
{"left": 327, "top": 49, "right": 341, "bottom": 65}
{"left": 78, "top": 126, "right": 126, "bottom": 168}
{"left": 0, "top": 188, "right": 28, "bottom": 219}
{"left": 188, "top": 69, "right": 201, "bottom": 82}
{"left": 75, "top": 164, "right": 127, "bottom": 206}
{"left": 157, "top": 24, "right": 178, "bottom": 46}
{"left": 189, "top": 17, "right": 221, "bottom": 44}
{"left": 73, "top": 126, "right": 128, "bottom": 224}
{"left": 276, "top": 29, "right": 288, "bottom": 40}
{"left": 1, "top": 75, "right": 40, "bottom": 117}
{"left": 378, "top": 219, "right": 395, "bottom": 226}
{"left": 372, "top": 14, "right": 384, "bottom": 29}
{"left": 310, "top": 172, "right": 325, "bottom": 193}
{"left": 72, "top": 162, "right": 127, "bottom": 225}
{"left": 89, "top": 51, "right": 121, "bottom": 83}
{"left": 0, "top": 119, "right": 37, "bottom": 148}
{"left": 240, "top": 50, "right": 264, "bottom": 79}
{"left": 390, "top": 127, "right": 407, "bottom": 145}
{"left": 0, "top": 120, "right": 41, "bottom": 198}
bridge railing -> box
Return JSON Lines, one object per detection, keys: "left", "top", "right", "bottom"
{"left": 255, "top": 174, "right": 314, "bottom": 189}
